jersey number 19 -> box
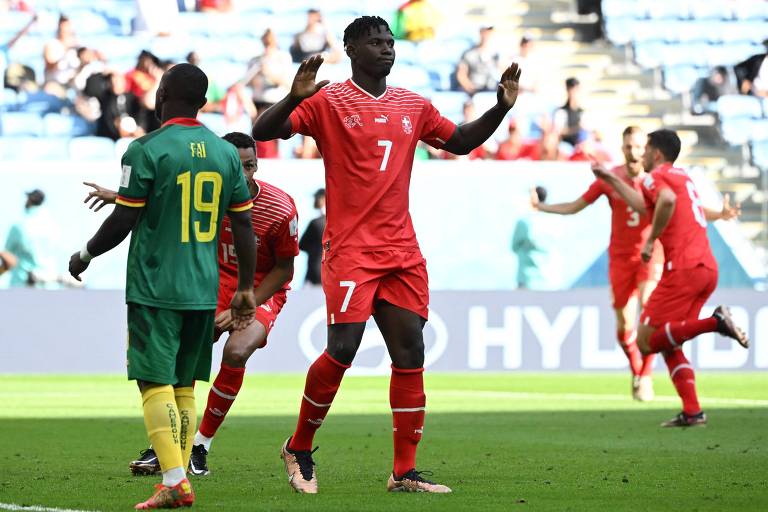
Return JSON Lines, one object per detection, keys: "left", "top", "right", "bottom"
{"left": 177, "top": 171, "right": 222, "bottom": 243}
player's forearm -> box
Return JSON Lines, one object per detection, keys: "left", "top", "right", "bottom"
{"left": 703, "top": 207, "right": 722, "bottom": 221}
{"left": 252, "top": 259, "right": 293, "bottom": 306}
{"left": 86, "top": 206, "right": 139, "bottom": 257}
{"left": 603, "top": 175, "right": 647, "bottom": 216}
{"left": 251, "top": 94, "right": 302, "bottom": 141}
{"left": 649, "top": 197, "right": 675, "bottom": 241}
{"left": 443, "top": 103, "right": 510, "bottom": 155}
{"left": 229, "top": 211, "right": 257, "bottom": 291}
{"left": 537, "top": 201, "right": 583, "bottom": 215}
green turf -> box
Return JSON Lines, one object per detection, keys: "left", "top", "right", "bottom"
{"left": 0, "top": 373, "right": 766, "bottom": 511}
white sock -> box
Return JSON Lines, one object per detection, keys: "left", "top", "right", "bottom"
{"left": 162, "top": 466, "right": 186, "bottom": 487}
{"left": 193, "top": 431, "right": 213, "bottom": 451}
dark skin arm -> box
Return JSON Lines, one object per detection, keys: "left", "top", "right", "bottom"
{"left": 228, "top": 208, "right": 258, "bottom": 329}
{"left": 69, "top": 205, "right": 141, "bottom": 280}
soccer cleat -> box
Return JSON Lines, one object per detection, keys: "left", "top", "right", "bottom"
{"left": 130, "top": 448, "right": 161, "bottom": 476}
{"left": 387, "top": 470, "right": 452, "bottom": 493}
{"left": 635, "top": 376, "right": 655, "bottom": 402}
{"left": 660, "top": 411, "right": 707, "bottom": 428}
{"left": 188, "top": 444, "right": 209, "bottom": 476}
{"left": 280, "top": 438, "right": 318, "bottom": 494}
{"left": 134, "top": 478, "right": 195, "bottom": 509}
{"left": 713, "top": 306, "right": 749, "bottom": 348}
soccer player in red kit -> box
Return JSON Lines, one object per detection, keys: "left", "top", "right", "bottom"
{"left": 593, "top": 129, "right": 748, "bottom": 427}
{"left": 533, "top": 126, "right": 663, "bottom": 401}
{"left": 252, "top": 16, "right": 521, "bottom": 493}
{"left": 83, "top": 132, "right": 300, "bottom": 474}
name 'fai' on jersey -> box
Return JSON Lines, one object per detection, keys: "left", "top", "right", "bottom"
{"left": 289, "top": 79, "right": 457, "bottom": 252}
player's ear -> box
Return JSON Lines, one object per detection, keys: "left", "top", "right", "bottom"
{"left": 344, "top": 43, "right": 356, "bottom": 60}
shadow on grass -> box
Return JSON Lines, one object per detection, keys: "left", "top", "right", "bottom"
{"left": 0, "top": 408, "right": 765, "bottom": 512}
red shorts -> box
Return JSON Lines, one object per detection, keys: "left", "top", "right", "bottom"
{"left": 640, "top": 265, "right": 718, "bottom": 328}
{"left": 608, "top": 255, "right": 663, "bottom": 309}
{"left": 321, "top": 249, "right": 429, "bottom": 324}
{"left": 216, "top": 279, "right": 287, "bottom": 343}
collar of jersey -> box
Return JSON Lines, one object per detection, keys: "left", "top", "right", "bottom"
{"left": 348, "top": 78, "right": 388, "bottom": 100}
{"left": 162, "top": 117, "right": 203, "bottom": 127}
{"left": 654, "top": 162, "right": 674, "bottom": 173}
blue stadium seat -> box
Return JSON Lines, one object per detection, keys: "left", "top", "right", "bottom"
{"left": 715, "top": 95, "right": 763, "bottom": 119}
{"left": 387, "top": 65, "right": 431, "bottom": 91}
{"left": 634, "top": 41, "right": 666, "bottom": 68}
{"left": 67, "top": 10, "right": 112, "bottom": 36}
{"left": 43, "top": 113, "right": 94, "bottom": 137}
{"left": 662, "top": 65, "right": 705, "bottom": 94}
{"left": 69, "top": 136, "right": 116, "bottom": 160}
{"left": 416, "top": 38, "right": 473, "bottom": 66}
{"left": 660, "top": 43, "right": 708, "bottom": 67}
{"left": 630, "top": 19, "right": 666, "bottom": 43}
{"left": 426, "top": 91, "right": 468, "bottom": 124}
{"left": 645, "top": 0, "right": 689, "bottom": 20}
{"left": 690, "top": 1, "right": 733, "bottom": 20}
{"left": 719, "top": 21, "right": 765, "bottom": 44}
{"left": 0, "top": 136, "right": 69, "bottom": 160}
{"left": 197, "top": 113, "right": 227, "bottom": 136}
{"left": 720, "top": 117, "right": 756, "bottom": 145}
{"left": 732, "top": 1, "right": 768, "bottom": 21}
{"left": 394, "top": 40, "right": 418, "bottom": 65}
{"left": 0, "top": 112, "right": 43, "bottom": 136}
{"left": 0, "top": 10, "right": 34, "bottom": 32}
{"left": 426, "top": 62, "right": 456, "bottom": 91}
{"left": 17, "top": 91, "right": 67, "bottom": 115}
{"left": 604, "top": 17, "right": 634, "bottom": 45}
{"left": 751, "top": 119, "right": 768, "bottom": 142}
{"left": 1, "top": 88, "right": 18, "bottom": 111}
{"left": 601, "top": 0, "right": 645, "bottom": 19}
{"left": 201, "top": 61, "right": 246, "bottom": 88}
{"left": 751, "top": 140, "right": 768, "bottom": 169}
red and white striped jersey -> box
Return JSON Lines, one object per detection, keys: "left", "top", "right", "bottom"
{"left": 289, "top": 79, "right": 457, "bottom": 252}
{"left": 218, "top": 179, "right": 299, "bottom": 291}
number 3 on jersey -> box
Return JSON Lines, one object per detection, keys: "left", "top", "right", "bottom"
{"left": 626, "top": 206, "right": 640, "bottom": 227}
{"left": 177, "top": 171, "right": 222, "bottom": 243}
{"left": 377, "top": 140, "right": 392, "bottom": 171}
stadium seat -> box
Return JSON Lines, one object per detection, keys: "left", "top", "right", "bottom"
{"left": 0, "top": 112, "right": 43, "bottom": 136}
{"left": 604, "top": 17, "right": 634, "bottom": 45}
{"left": 0, "top": 88, "right": 18, "bottom": 111}
{"left": 715, "top": 95, "right": 763, "bottom": 119}
{"left": 601, "top": 0, "right": 645, "bottom": 20}
{"left": 426, "top": 62, "right": 456, "bottom": 91}
{"left": 690, "top": 1, "right": 733, "bottom": 20}
{"left": 662, "top": 65, "right": 704, "bottom": 94}
{"left": 69, "top": 136, "right": 117, "bottom": 160}
{"left": 751, "top": 119, "right": 768, "bottom": 142}
{"left": 645, "top": 0, "right": 689, "bottom": 20}
{"left": 17, "top": 91, "right": 68, "bottom": 115}
{"left": 197, "top": 113, "right": 227, "bottom": 136}
{"left": 732, "top": 0, "right": 768, "bottom": 21}
{"left": 720, "top": 117, "right": 756, "bottom": 146}
{"left": 634, "top": 41, "right": 666, "bottom": 68}
{"left": 751, "top": 140, "right": 768, "bottom": 169}
{"left": 43, "top": 113, "right": 94, "bottom": 137}
{"left": 67, "top": 10, "right": 113, "bottom": 36}
{"left": 426, "top": 91, "right": 468, "bottom": 124}
{"left": 387, "top": 65, "right": 431, "bottom": 91}
{"left": 0, "top": 136, "right": 69, "bottom": 160}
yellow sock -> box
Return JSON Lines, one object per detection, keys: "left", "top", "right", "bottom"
{"left": 141, "top": 385, "right": 184, "bottom": 473}
{"left": 174, "top": 386, "right": 196, "bottom": 468}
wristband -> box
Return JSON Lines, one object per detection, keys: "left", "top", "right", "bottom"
{"left": 80, "top": 244, "right": 93, "bottom": 263}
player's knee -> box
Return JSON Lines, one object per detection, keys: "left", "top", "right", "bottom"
{"left": 222, "top": 346, "right": 252, "bottom": 368}
{"left": 327, "top": 342, "right": 358, "bottom": 366}
{"left": 390, "top": 339, "right": 425, "bottom": 369}
{"left": 636, "top": 331, "right": 652, "bottom": 355}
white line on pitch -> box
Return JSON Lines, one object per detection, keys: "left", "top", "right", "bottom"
{"left": 0, "top": 503, "right": 97, "bottom": 512}
{"left": 433, "top": 390, "right": 768, "bottom": 406}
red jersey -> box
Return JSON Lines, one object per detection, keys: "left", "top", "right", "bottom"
{"left": 582, "top": 164, "right": 657, "bottom": 259}
{"left": 218, "top": 179, "right": 299, "bottom": 290}
{"left": 289, "top": 79, "right": 457, "bottom": 251}
{"left": 641, "top": 163, "right": 716, "bottom": 271}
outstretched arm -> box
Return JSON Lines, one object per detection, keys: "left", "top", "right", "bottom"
{"left": 83, "top": 182, "right": 117, "bottom": 211}
{"left": 592, "top": 163, "right": 647, "bottom": 216}
{"left": 532, "top": 187, "right": 589, "bottom": 215}
{"left": 441, "top": 63, "right": 521, "bottom": 155}
{"left": 69, "top": 205, "right": 141, "bottom": 280}
{"left": 704, "top": 193, "right": 741, "bottom": 221}
{"left": 252, "top": 54, "right": 329, "bottom": 141}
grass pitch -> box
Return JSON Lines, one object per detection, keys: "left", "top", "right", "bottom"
{"left": 0, "top": 373, "right": 766, "bottom": 511}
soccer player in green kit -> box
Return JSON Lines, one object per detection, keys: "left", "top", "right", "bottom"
{"left": 68, "top": 63, "right": 257, "bottom": 509}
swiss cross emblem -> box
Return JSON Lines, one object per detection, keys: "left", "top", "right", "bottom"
{"left": 344, "top": 114, "right": 362, "bottom": 128}
{"left": 401, "top": 115, "right": 412, "bottom": 134}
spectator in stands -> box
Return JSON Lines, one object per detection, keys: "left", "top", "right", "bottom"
{"left": 43, "top": 15, "right": 79, "bottom": 95}
{"left": 197, "top": 0, "right": 233, "bottom": 12}
{"left": 246, "top": 29, "right": 294, "bottom": 107}
{"left": 568, "top": 130, "right": 613, "bottom": 164}
{"left": 289, "top": 9, "right": 342, "bottom": 64}
{"left": 512, "top": 186, "right": 560, "bottom": 290}
{"left": 454, "top": 25, "right": 502, "bottom": 96}
{"left": 73, "top": 47, "right": 106, "bottom": 92}
{"left": 93, "top": 72, "right": 145, "bottom": 140}
{"left": 553, "top": 77, "right": 587, "bottom": 147}
{"left": 734, "top": 39, "right": 768, "bottom": 98}
{"left": 294, "top": 136, "right": 321, "bottom": 159}
{"left": 299, "top": 188, "right": 326, "bottom": 286}
{"left": 512, "top": 35, "right": 538, "bottom": 94}
{"left": 690, "top": 66, "right": 737, "bottom": 114}
{"left": 391, "top": 0, "right": 441, "bottom": 43}
{"left": 125, "top": 50, "right": 162, "bottom": 99}
{"left": 433, "top": 100, "right": 490, "bottom": 160}
{"left": 3, "top": 189, "right": 65, "bottom": 288}
{"left": 496, "top": 119, "right": 538, "bottom": 160}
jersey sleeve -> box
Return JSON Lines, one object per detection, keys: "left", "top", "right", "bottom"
{"left": 581, "top": 179, "right": 605, "bottom": 204}
{"left": 116, "top": 141, "right": 153, "bottom": 208}
{"left": 288, "top": 92, "right": 322, "bottom": 137}
{"left": 419, "top": 99, "right": 457, "bottom": 148}
{"left": 273, "top": 201, "right": 300, "bottom": 259}
{"left": 228, "top": 151, "right": 253, "bottom": 212}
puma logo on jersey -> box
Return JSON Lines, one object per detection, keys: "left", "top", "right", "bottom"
{"left": 401, "top": 115, "right": 413, "bottom": 134}
{"left": 374, "top": 114, "right": 388, "bottom": 124}
{"left": 344, "top": 114, "right": 363, "bottom": 128}
{"left": 260, "top": 303, "right": 272, "bottom": 312}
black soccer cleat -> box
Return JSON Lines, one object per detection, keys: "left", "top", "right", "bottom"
{"left": 713, "top": 306, "right": 749, "bottom": 348}
{"left": 660, "top": 411, "right": 707, "bottom": 428}
{"left": 188, "top": 444, "right": 209, "bottom": 476}
{"left": 129, "top": 448, "right": 161, "bottom": 476}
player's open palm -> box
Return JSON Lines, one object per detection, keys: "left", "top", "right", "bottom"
{"left": 290, "top": 54, "right": 330, "bottom": 101}
{"left": 497, "top": 63, "right": 522, "bottom": 109}
{"left": 721, "top": 193, "right": 741, "bottom": 220}
{"left": 83, "top": 182, "right": 117, "bottom": 212}
{"left": 230, "top": 289, "right": 256, "bottom": 330}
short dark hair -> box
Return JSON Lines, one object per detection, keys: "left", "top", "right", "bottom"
{"left": 535, "top": 186, "right": 547, "bottom": 203}
{"left": 222, "top": 132, "right": 256, "bottom": 151}
{"left": 647, "top": 129, "right": 681, "bottom": 162}
{"left": 565, "top": 77, "right": 580, "bottom": 89}
{"left": 162, "top": 63, "right": 208, "bottom": 107}
{"left": 343, "top": 16, "right": 391, "bottom": 45}
{"left": 622, "top": 125, "right": 642, "bottom": 138}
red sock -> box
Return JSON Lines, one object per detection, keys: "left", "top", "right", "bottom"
{"left": 390, "top": 366, "right": 426, "bottom": 478}
{"left": 640, "top": 353, "right": 655, "bottom": 377}
{"left": 648, "top": 317, "right": 718, "bottom": 353}
{"left": 617, "top": 329, "right": 643, "bottom": 376}
{"left": 663, "top": 349, "right": 700, "bottom": 415}
{"left": 198, "top": 363, "right": 245, "bottom": 438}
{"left": 288, "top": 351, "right": 349, "bottom": 452}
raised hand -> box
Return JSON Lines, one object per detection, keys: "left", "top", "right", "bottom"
{"left": 720, "top": 193, "right": 741, "bottom": 221}
{"left": 83, "top": 182, "right": 117, "bottom": 212}
{"left": 591, "top": 161, "right": 611, "bottom": 181}
{"left": 290, "top": 54, "right": 330, "bottom": 101}
{"left": 497, "top": 63, "right": 522, "bottom": 109}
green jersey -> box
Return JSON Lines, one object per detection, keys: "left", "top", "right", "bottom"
{"left": 117, "top": 117, "right": 253, "bottom": 309}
